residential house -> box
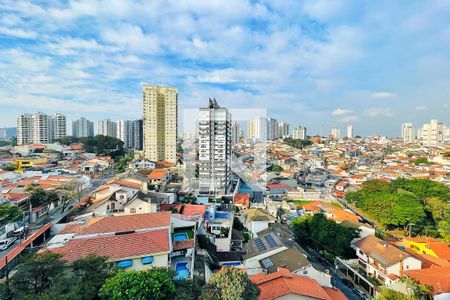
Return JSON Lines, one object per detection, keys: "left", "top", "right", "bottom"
{"left": 243, "top": 208, "right": 276, "bottom": 237}
{"left": 47, "top": 212, "right": 171, "bottom": 271}
{"left": 148, "top": 168, "right": 172, "bottom": 191}
{"left": 249, "top": 268, "right": 347, "bottom": 300}
{"left": 352, "top": 235, "right": 422, "bottom": 284}
{"left": 401, "top": 237, "right": 450, "bottom": 262}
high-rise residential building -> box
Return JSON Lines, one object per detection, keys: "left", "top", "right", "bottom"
{"left": 278, "top": 122, "right": 290, "bottom": 138}
{"left": 72, "top": 117, "right": 94, "bottom": 137}
{"left": 421, "top": 119, "right": 449, "bottom": 147}
{"left": 331, "top": 127, "right": 340, "bottom": 140}
{"left": 49, "top": 113, "right": 67, "bottom": 141}
{"left": 401, "top": 123, "right": 415, "bottom": 143}
{"left": 267, "top": 118, "right": 278, "bottom": 140}
{"left": 247, "top": 121, "right": 255, "bottom": 139}
{"left": 17, "top": 114, "right": 32, "bottom": 145}
{"left": 117, "top": 120, "right": 143, "bottom": 149}
{"left": 143, "top": 85, "right": 178, "bottom": 163}
{"left": 231, "top": 121, "right": 240, "bottom": 145}
{"left": 347, "top": 125, "right": 353, "bottom": 139}
{"left": 16, "top": 112, "right": 66, "bottom": 144}
{"left": 31, "top": 112, "right": 50, "bottom": 144}
{"left": 198, "top": 98, "right": 232, "bottom": 196}
{"left": 98, "top": 119, "right": 117, "bottom": 138}
{"left": 254, "top": 116, "right": 267, "bottom": 141}
{"left": 293, "top": 126, "right": 307, "bottom": 139}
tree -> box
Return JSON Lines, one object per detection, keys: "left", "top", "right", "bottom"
{"left": 99, "top": 268, "right": 176, "bottom": 300}
{"left": 200, "top": 268, "right": 260, "bottom": 300}
{"left": 71, "top": 255, "right": 115, "bottom": 300}
{"left": 290, "top": 214, "right": 360, "bottom": 258}
{"left": 414, "top": 157, "right": 431, "bottom": 165}
{"left": 27, "top": 186, "right": 48, "bottom": 207}
{"left": 11, "top": 252, "right": 66, "bottom": 296}
{"left": 283, "top": 138, "right": 312, "bottom": 149}
{"left": 114, "top": 155, "right": 132, "bottom": 173}
{"left": 0, "top": 205, "right": 22, "bottom": 225}
{"left": 374, "top": 288, "right": 418, "bottom": 300}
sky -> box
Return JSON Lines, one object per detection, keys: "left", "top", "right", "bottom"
{"left": 0, "top": 0, "right": 450, "bottom": 137}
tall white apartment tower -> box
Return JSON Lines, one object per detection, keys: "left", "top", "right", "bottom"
{"left": 254, "top": 116, "right": 267, "bottom": 141}
{"left": 401, "top": 123, "right": 415, "bottom": 143}
{"left": 31, "top": 112, "right": 50, "bottom": 144}
{"left": 331, "top": 127, "right": 340, "bottom": 140}
{"left": 293, "top": 126, "right": 307, "bottom": 139}
{"left": 17, "top": 114, "right": 33, "bottom": 145}
{"left": 98, "top": 119, "right": 117, "bottom": 138}
{"left": 347, "top": 125, "right": 353, "bottom": 139}
{"left": 267, "top": 118, "right": 278, "bottom": 140}
{"left": 143, "top": 85, "right": 178, "bottom": 163}
{"left": 49, "top": 113, "right": 67, "bottom": 141}
{"left": 72, "top": 117, "right": 94, "bottom": 137}
{"left": 198, "top": 99, "right": 232, "bottom": 196}
{"left": 278, "top": 122, "right": 290, "bottom": 138}
{"left": 421, "top": 119, "right": 448, "bottom": 147}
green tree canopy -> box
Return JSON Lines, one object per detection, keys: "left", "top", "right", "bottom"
{"left": 283, "top": 138, "right": 312, "bottom": 149}
{"left": 290, "top": 214, "right": 360, "bottom": 258}
{"left": 200, "top": 268, "right": 260, "bottom": 300}
{"left": 11, "top": 252, "right": 66, "bottom": 296}
{"left": 99, "top": 268, "right": 176, "bottom": 300}
{"left": 0, "top": 205, "right": 22, "bottom": 225}
{"left": 345, "top": 179, "right": 450, "bottom": 233}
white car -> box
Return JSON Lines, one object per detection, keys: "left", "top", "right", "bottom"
{"left": 0, "top": 237, "right": 18, "bottom": 251}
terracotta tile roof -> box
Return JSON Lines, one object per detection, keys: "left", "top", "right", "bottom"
{"left": 52, "top": 229, "right": 170, "bottom": 262}
{"left": 182, "top": 204, "right": 206, "bottom": 216}
{"left": 173, "top": 238, "right": 195, "bottom": 251}
{"left": 404, "top": 267, "right": 450, "bottom": 295}
{"left": 160, "top": 203, "right": 182, "bottom": 213}
{"left": 353, "top": 235, "right": 411, "bottom": 267}
{"left": 77, "top": 212, "right": 171, "bottom": 235}
{"left": 3, "top": 193, "right": 29, "bottom": 202}
{"left": 266, "top": 183, "right": 290, "bottom": 190}
{"left": 234, "top": 193, "right": 250, "bottom": 208}
{"left": 328, "top": 209, "right": 361, "bottom": 223}
{"left": 59, "top": 223, "right": 84, "bottom": 234}
{"left": 250, "top": 268, "right": 347, "bottom": 300}
{"left": 148, "top": 168, "right": 168, "bottom": 180}
{"left": 156, "top": 160, "right": 176, "bottom": 167}
{"left": 404, "top": 237, "right": 450, "bottom": 261}
{"left": 112, "top": 179, "right": 141, "bottom": 189}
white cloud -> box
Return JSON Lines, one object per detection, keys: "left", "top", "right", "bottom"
{"left": 0, "top": 27, "right": 37, "bottom": 39}
{"left": 415, "top": 106, "right": 429, "bottom": 111}
{"left": 364, "top": 108, "right": 395, "bottom": 117}
{"left": 370, "top": 92, "right": 396, "bottom": 99}
{"left": 332, "top": 108, "right": 353, "bottom": 116}
{"left": 338, "top": 116, "right": 358, "bottom": 123}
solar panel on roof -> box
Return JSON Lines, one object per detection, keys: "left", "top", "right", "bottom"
{"left": 254, "top": 238, "right": 267, "bottom": 252}
{"left": 264, "top": 234, "right": 278, "bottom": 248}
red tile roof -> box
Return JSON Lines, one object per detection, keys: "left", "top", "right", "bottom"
{"left": 234, "top": 193, "right": 250, "bottom": 208}
{"left": 266, "top": 183, "right": 290, "bottom": 190}
{"left": 52, "top": 229, "right": 170, "bottom": 262}
{"left": 250, "top": 268, "right": 347, "bottom": 300}
{"left": 3, "top": 193, "right": 29, "bottom": 202}
{"left": 111, "top": 179, "right": 141, "bottom": 189}
{"left": 173, "top": 238, "right": 195, "bottom": 251}
{"left": 77, "top": 212, "right": 171, "bottom": 235}
{"left": 148, "top": 168, "right": 168, "bottom": 180}
{"left": 182, "top": 204, "right": 206, "bottom": 216}
{"left": 404, "top": 267, "right": 450, "bottom": 295}
{"left": 160, "top": 203, "right": 182, "bottom": 213}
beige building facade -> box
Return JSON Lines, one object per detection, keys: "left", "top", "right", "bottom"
{"left": 143, "top": 85, "right": 178, "bottom": 163}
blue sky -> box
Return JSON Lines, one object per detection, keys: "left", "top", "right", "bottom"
{"left": 0, "top": 0, "right": 449, "bottom": 136}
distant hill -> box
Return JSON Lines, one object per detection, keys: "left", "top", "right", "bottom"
{"left": 5, "top": 127, "right": 16, "bottom": 137}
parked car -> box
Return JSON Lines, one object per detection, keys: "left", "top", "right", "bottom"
{"left": 341, "top": 278, "right": 354, "bottom": 289}
{"left": 0, "top": 237, "right": 18, "bottom": 251}
{"left": 13, "top": 226, "right": 30, "bottom": 236}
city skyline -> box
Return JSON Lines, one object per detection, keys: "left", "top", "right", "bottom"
{"left": 1, "top": 1, "right": 449, "bottom": 136}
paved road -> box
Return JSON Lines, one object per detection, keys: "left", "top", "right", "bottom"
{"left": 278, "top": 224, "right": 365, "bottom": 300}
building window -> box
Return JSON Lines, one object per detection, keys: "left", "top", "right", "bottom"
{"left": 140, "top": 256, "right": 154, "bottom": 265}
{"left": 116, "top": 260, "right": 133, "bottom": 268}
{"left": 130, "top": 208, "right": 136, "bottom": 214}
